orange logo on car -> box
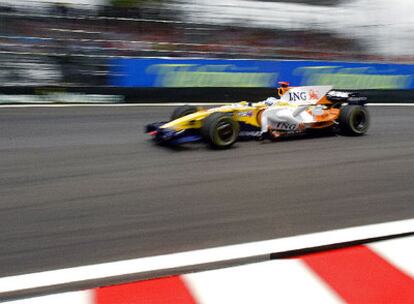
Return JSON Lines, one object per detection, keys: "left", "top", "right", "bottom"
{"left": 309, "top": 90, "right": 319, "bottom": 100}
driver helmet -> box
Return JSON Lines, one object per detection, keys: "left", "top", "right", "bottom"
{"left": 277, "top": 81, "right": 290, "bottom": 97}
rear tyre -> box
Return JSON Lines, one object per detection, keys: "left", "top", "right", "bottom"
{"left": 170, "top": 105, "right": 198, "bottom": 120}
{"left": 201, "top": 113, "right": 239, "bottom": 149}
{"left": 338, "top": 105, "right": 370, "bottom": 136}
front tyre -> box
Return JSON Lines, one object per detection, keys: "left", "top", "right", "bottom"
{"left": 338, "top": 105, "right": 370, "bottom": 136}
{"left": 201, "top": 113, "right": 239, "bottom": 148}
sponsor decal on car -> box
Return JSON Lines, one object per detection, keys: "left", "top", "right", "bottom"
{"left": 237, "top": 111, "right": 254, "bottom": 117}
{"left": 308, "top": 89, "right": 320, "bottom": 100}
{"left": 271, "top": 122, "right": 298, "bottom": 131}
{"left": 288, "top": 92, "right": 308, "bottom": 102}
{"left": 281, "top": 86, "right": 332, "bottom": 105}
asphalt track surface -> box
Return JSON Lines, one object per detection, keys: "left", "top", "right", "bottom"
{"left": 0, "top": 106, "right": 413, "bottom": 278}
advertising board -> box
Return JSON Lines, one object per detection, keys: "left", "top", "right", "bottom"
{"left": 109, "top": 58, "right": 414, "bottom": 89}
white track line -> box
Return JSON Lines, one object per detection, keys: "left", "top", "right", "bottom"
{"left": 367, "top": 103, "right": 414, "bottom": 107}
{"left": 4, "top": 291, "right": 93, "bottom": 304}
{"left": 0, "top": 219, "right": 412, "bottom": 294}
{"left": 0, "top": 103, "right": 414, "bottom": 108}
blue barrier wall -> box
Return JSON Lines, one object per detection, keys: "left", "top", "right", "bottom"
{"left": 109, "top": 58, "right": 414, "bottom": 89}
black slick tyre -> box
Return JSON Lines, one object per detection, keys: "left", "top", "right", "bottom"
{"left": 170, "top": 105, "right": 198, "bottom": 120}
{"left": 201, "top": 113, "right": 239, "bottom": 148}
{"left": 338, "top": 105, "right": 370, "bottom": 136}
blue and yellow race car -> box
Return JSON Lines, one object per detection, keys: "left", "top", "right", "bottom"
{"left": 145, "top": 85, "right": 369, "bottom": 149}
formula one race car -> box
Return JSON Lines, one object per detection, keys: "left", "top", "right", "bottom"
{"left": 145, "top": 85, "right": 369, "bottom": 149}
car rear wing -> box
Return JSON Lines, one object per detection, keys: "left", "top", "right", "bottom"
{"left": 326, "top": 90, "right": 368, "bottom": 105}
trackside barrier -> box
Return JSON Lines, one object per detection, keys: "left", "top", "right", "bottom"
{"left": 0, "top": 87, "right": 414, "bottom": 104}
{"left": 4, "top": 235, "right": 414, "bottom": 303}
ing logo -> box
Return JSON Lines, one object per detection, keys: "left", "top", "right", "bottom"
{"left": 289, "top": 92, "right": 307, "bottom": 101}
{"left": 309, "top": 89, "right": 319, "bottom": 100}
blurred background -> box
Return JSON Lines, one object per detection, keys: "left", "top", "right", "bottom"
{"left": 0, "top": 0, "right": 413, "bottom": 87}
